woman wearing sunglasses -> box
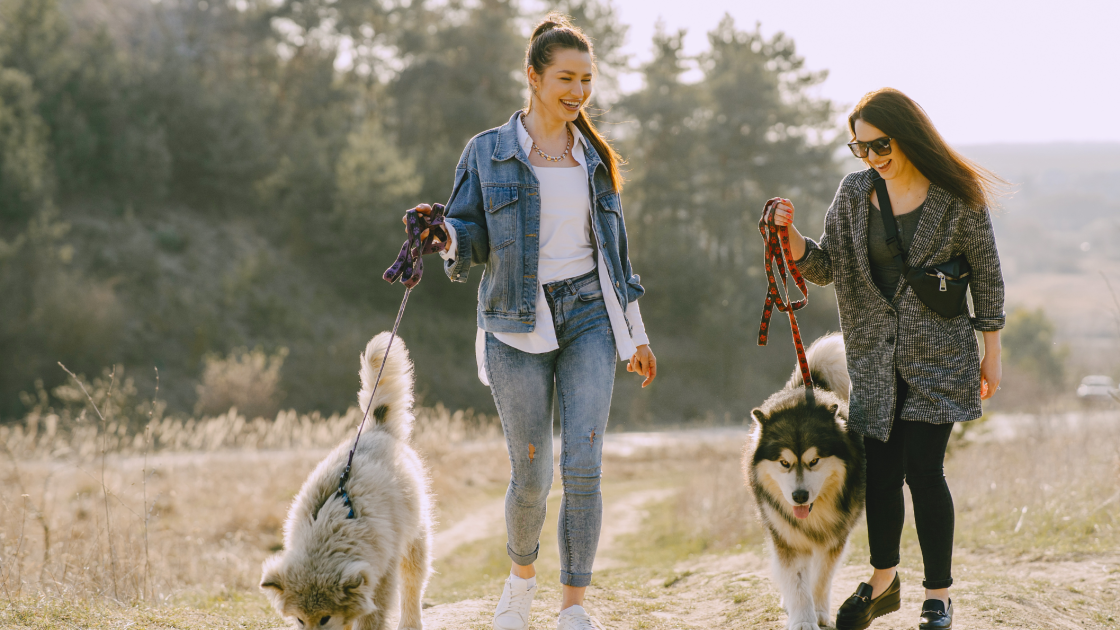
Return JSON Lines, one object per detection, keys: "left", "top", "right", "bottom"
{"left": 769, "top": 88, "right": 1005, "bottom": 630}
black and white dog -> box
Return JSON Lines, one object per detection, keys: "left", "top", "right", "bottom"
{"left": 743, "top": 333, "right": 865, "bottom": 630}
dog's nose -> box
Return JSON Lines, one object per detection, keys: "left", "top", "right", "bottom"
{"left": 792, "top": 489, "right": 809, "bottom": 504}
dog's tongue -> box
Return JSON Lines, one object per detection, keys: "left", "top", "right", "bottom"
{"left": 793, "top": 505, "right": 812, "bottom": 520}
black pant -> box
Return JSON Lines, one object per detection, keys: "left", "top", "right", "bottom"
{"left": 863, "top": 373, "right": 955, "bottom": 589}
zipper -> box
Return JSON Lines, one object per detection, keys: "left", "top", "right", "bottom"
{"left": 926, "top": 268, "right": 969, "bottom": 289}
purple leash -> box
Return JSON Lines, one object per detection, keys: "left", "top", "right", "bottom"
{"left": 335, "top": 204, "right": 448, "bottom": 518}
{"left": 383, "top": 203, "right": 449, "bottom": 288}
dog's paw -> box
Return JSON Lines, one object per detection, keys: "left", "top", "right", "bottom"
{"left": 789, "top": 622, "right": 821, "bottom": 630}
{"left": 816, "top": 611, "right": 833, "bottom": 628}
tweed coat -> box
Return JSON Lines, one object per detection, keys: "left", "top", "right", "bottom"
{"left": 797, "top": 168, "right": 1005, "bottom": 441}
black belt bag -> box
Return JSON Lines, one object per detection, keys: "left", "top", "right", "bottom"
{"left": 873, "top": 175, "right": 971, "bottom": 318}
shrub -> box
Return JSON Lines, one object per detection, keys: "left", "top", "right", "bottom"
{"left": 194, "top": 346, "right": 288, "bottom": 419}
{"left": 997, "top": 307, "right": 1068, "bottom": 410}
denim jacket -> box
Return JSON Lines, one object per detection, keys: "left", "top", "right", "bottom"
{"left": 443, "top": 111, "right": 645, "bottom": 333}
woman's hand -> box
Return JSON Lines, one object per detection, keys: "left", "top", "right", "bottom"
{"left": 403, "top": 203, "right": 450, "bottom": 252}
{"left": 980, "top": 330, "right": 1002, "bottom": 400}
{"left": 768, "top": 198, "right": 806, "bottom": 261}
{"left": 772, "top": 198, "right": 795, "bottom": 227}
{"left": 627, "top": 344, "right": 657, "bottom": 388}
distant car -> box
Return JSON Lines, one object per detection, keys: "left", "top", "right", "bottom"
{"left": 1076, "top": 375, "right": 1117, "bottom": 403}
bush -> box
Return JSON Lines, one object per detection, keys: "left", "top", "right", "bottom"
{"left": 0, "top": 67, "right": 51, "bottom": 223}
{"left": 0, "top": 210, "right": 125, "bottom": 417}
{"left": 194, "top": 347, "right": 289, "bottom": 419}
{"left": 997, "top": 308, "right": 1068, "bottom": 410}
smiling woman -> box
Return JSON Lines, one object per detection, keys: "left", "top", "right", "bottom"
{"left": 768, "top": 87, "right": 1008, "bottom": 630}
{"left": 401, "top": 12, "right": 656, "bottom": 630}
{"left": 847, "top": 90, "right": 1003, "bottom": 212}
{"left": 524, "top": 19, "right": 626, "bottom": 192}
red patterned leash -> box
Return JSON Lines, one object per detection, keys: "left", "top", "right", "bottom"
{"left": 757, "top": 198, "right": 814, "bottom": 390}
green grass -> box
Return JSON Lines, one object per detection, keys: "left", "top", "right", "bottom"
{"left": 613, "top": 495, "right": 766, "bottom": 570}
{"left": 425, "top": 533, "right": 512, "bottom": 605}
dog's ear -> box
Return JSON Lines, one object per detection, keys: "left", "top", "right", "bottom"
{"left": 341, "top": 566, "right": 366, "bottom": 593}
{"left": 260, "top": 556, "right": 285, "bottom": 596}
{"left": 750, "top": 408, "right": 769, "bottom": 426}
{"left": 340, "top": 562, "right": 376, "bottom": 615}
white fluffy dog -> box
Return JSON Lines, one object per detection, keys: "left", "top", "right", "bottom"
{"left": 261, "top": 333, "right": 433, "bottom": 630}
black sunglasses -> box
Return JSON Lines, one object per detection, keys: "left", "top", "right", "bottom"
{"left": 847, "top": 137, "right": 893, "bottom": 158}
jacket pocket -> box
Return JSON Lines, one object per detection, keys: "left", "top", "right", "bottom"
{"left": 485, "top": 186, "right": 519, "bottom": 213}
{"left": 483, "top": 185, "right": 519, "bottom": 252}
{"left": 597, "top": 191, "right": 622, "bottom": 237}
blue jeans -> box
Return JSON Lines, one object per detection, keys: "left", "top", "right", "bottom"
{"left": 484, "top": 270, "right": 616, "bottom": 588}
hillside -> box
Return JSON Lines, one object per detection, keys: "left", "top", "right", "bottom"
{"left": 959, "top": 143, "right": 1120, "bottom": 375}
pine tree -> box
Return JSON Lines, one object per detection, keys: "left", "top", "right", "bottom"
{"left": 621, "top": 16, "right": 842, "bottom": 419}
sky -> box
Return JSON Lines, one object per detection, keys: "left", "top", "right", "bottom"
{"left": 607, "top": 0, "right": 1120, "bottom": 145}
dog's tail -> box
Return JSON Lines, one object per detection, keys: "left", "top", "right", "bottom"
{"left": 788, "top": 332, "right": 850, "bottom": 402}
{"left": 358, "top": 332, "right": 416, "bottom": 441}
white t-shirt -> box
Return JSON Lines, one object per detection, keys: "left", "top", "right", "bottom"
{"left": 441, "top": 118, "right": 649, "bottom": 385}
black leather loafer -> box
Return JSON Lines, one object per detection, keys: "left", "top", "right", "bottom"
{"left": 919, "top": 598, "right": 952, "bottom": 630}
{"left": 834, "top": 573, "right": 901, "bottom": 630}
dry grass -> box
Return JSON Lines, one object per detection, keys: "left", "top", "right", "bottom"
{"left": 2, "top": 397, "right": 497, "bottom": 459}
{"left": 631, "top": 412, "right": 1120, "bottom": 566}
{"left": 950, "top": 412, "right": 1120, "bottom": 557}
{"left": 0, "top": 400, "right": 499, "bottom": 607}
{"left": 1, "top": 401, "right": 1117, "bottom": 629}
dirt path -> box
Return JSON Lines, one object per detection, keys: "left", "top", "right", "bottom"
{"left": 423, "top": 544, "right": 1120, "bottom": 630}
{"left": 421, "top": 483, "right": 682, "bottom": 630}
{"left": 419, "top": 425, "right": 1120, "bottom": 630}
{"left": 432, "top": 496, "right": 507, "bottom": 559}
{"left": 593, "top": 487, "right": 676, "bottom": 571}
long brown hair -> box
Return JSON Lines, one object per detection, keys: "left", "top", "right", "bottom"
{"left": 849, "top": 88, "right": 1004, "bottom": 210}
{"left": 526, "top": 13, "right": 625, "bottom": 192}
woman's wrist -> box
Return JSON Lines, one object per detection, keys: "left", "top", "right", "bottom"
{"left": 981, "top": 331, "right": 1001, "bottom": 357}
{"left": 788, "top": 225, "right": 807, "bottom": 261}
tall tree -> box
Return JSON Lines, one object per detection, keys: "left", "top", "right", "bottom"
{"left": 389, "top": 0, "right": 525, "bottom": 205}
{"left": 620, "top": 16, "right": 842, "bottom": 420}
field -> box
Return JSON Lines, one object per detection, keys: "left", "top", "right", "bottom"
{"left": 1, "top": 403, "right": 1118, "bottom": 629}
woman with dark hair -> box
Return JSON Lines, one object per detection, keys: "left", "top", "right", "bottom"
{"left": 407, "top": 13, "right": 656, "bottom": 630}
{"left": 770, "top": 88, "right": 1005, "bottom": 630}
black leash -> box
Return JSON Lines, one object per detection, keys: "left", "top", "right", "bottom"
{"left": 335, "top": 204, "right": 447, "bottom": 518}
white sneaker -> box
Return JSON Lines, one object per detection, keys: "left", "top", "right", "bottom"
{"left": 556, "top": 605, "right": 603, "bottom": 630}
{"left": 493, "top": 573, "right": 537, "bottom": 630}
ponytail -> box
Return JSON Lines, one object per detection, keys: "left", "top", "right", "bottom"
{"left": 574, "top": 109, "right": 624, "bottom": 192}
{"left": 526, "top": 13, "right": 625, "bottom": 192}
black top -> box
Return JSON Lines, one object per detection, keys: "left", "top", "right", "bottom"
{"left": 867, "top": 199, "right": 926, "bottom": 299}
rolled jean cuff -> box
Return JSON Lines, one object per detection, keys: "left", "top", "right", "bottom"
{"left": 507, "top": 542, "right": 539, "bottom": 567}
{"left": 923, "top": 577, "right": 953, "bottom": 589}
{"left": 560, "top": 570, "right": 592, "bottom": 588}
{"left": 870, "top": 555, "right": 900, "bottom": 571}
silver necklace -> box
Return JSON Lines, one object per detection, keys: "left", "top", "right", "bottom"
{"left": 521, "top": 114, "right": 571, "bottom": 163}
